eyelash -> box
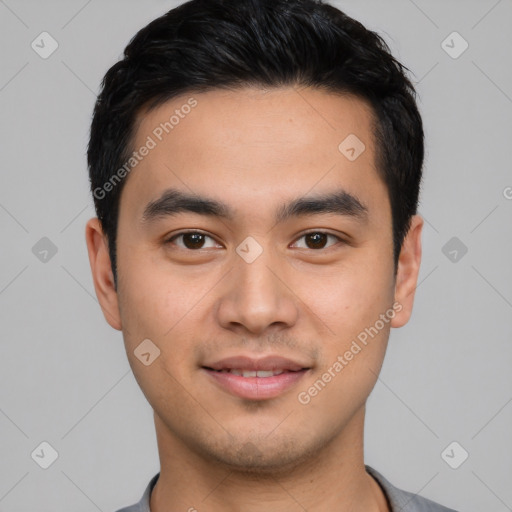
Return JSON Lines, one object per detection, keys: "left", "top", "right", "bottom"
{"left": 165, "top": 230, "right": 345, "bottom": 251}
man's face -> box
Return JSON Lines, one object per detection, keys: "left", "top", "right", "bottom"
{"left": 88, "top": 87, "right": 421, "bottom": 472}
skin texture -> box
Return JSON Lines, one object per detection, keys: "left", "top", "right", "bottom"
{"left": 86, "top": 86, "right": 423, "bottom": 512}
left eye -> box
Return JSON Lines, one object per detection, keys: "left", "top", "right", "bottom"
{"left": 167, "top": 232, "right": 220, "bottom": 250}
{"left": 291, "top": 232, "right": 342, "bottom": 250}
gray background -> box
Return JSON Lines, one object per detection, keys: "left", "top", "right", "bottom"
{"left": 0, "top": 0, "right": 511, "bottom": 510}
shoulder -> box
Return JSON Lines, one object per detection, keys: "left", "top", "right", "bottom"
{"left": 114, "top": 473, "right": 160, "bottom": 512}
{"left": 366, "top": 465, "right": 459, "bottom": 512}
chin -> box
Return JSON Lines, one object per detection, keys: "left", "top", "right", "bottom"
{"left": 196, "top": 433, "right": 322, "bottom": 477}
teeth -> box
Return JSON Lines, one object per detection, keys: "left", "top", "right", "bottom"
{"left": 254, "top": 370, "right": 279, "bottom": 378}
{"left": 220, "top": 369, "right": 285, "bottom": 377}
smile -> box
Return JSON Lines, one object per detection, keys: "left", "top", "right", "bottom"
{"left": 202, "top": 367, "right": 309, "bottom": 400}
{"left": 212, "top": 369, "right": 287, "bottom": 377}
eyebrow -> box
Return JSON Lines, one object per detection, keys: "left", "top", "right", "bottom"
{"left": 141, "top": 187, "right": 369, "bottom": 225}
{"left": 275, "top": 189, "right": 368, "bottom": 224}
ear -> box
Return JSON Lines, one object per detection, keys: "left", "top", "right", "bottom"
{"left": 390, "top": 214, "right": 423, "bottom": 328}
{"left": 85, "top": 218, "right": 122, "bottom": 330}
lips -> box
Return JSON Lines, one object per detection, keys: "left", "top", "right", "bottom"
{"left": 203, "top": 355, "right": 307, "bottom": 372}
{"left": 215, "top": 369, "right": 285, "bottom": 377}
{"left": 202, "top": 355, "right": 311, "bottom": 400}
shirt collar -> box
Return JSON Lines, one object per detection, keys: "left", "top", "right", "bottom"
{"left": 132, "top": 465, "right": 449, "bottom": 512}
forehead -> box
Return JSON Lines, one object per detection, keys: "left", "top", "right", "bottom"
{"left": 135, "top": 86, "right": 376, "bottom": 160}
{"left": 121, "top": 86, "right": 388, "bottom": 225}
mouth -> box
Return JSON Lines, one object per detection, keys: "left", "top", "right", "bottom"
{"left": 208, "top": 368, "right": 291, "bottom": 377}
{"left": 201, "top": 355, "right": 311, "bottom": 400}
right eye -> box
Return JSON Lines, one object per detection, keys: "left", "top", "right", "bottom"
{"left": 165, "top": 231, "right": 222, "bottom": 250}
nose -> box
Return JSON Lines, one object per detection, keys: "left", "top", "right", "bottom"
{"left": 215, "top": 246, "right": 299, "bottom": 336}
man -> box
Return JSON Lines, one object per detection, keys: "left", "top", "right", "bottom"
{"left": 85, "top": 0, "right": 458, "bottom": 510}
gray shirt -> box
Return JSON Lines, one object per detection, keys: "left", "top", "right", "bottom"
{"left": 115, "top": 465, "right": 458, "bottom": 512}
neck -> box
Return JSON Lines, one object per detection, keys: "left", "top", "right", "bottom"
{"left": 150, "top": 406, "right": 389, "bottom": 512}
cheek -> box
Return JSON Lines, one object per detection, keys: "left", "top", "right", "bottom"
{"left": 116, "top": 262, "right": 198, "bottom": 405}
{"left": 306, "top": 262, "right": 394, "bottom": 340}
{"left": 298, "top": 301, "right": 392, "bottom": 420}
{"left": 300, "top": 255, "right": 394, "bottom": 400}
{"left": 116, "top": 242, "right": 192, "bottom": 335}
{"left": 116, "top": 247, "right": 213, "bottom": 378}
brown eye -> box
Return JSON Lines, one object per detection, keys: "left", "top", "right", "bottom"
{"left": 305, "top": 233, "right": 328, "bottom": 249}
{"left": 167, "top": 232, "right": 220, "bottom": 250}
{"left": 182, "top": 233, "right": 206, "bottom": 249}
{"left": 292, "top": 232, "right": 342, "bottom": 250}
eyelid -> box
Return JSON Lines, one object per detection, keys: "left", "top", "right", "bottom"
{"left": 290, "top": 230, "right": 346, "bottom": 249}
{"left": 165, "top": 230, "right": 223, "bottom": 249}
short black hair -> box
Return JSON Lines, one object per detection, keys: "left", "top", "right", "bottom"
{"left": 88, "top": 0, "right": 424, "bottom": 287}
